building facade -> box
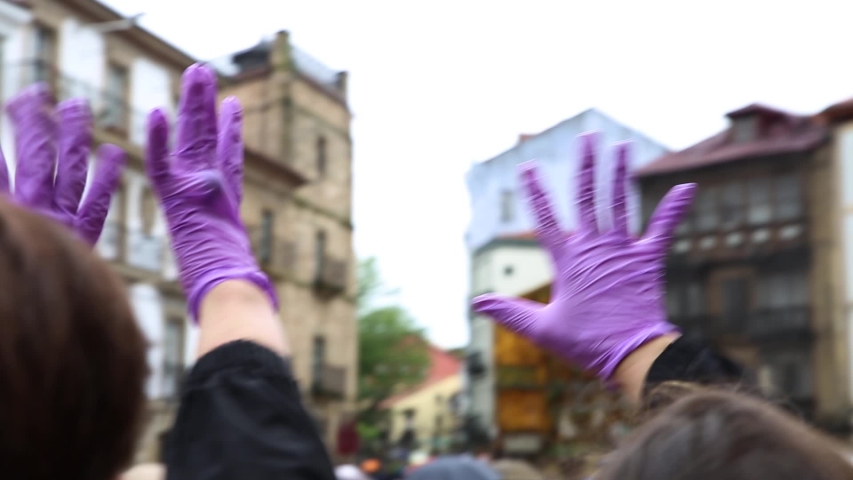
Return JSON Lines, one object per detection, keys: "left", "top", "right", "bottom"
{"left": 382, "top": 345, "right": 463, "bottom": 454}
{"left": 636, "top": 103, "right": 853, "bottom": 431}
{"left": 217, "top": 31, "right": 358, "bottom": 455}
{"left": 1, "top": 0, "right": 356, "bottom": 461}
{"left": 464, "top": 110, "right": 670, "bottom": 442}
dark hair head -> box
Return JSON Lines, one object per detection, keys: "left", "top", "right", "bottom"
{"left": 0, "top": 200, "right": 149, "bottom": 479}
{"left": 597, "top": 389, "right": 853, "bottom": 480}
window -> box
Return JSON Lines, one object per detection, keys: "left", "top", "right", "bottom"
{"left": 720, "top": 182, "right": 743, "bottom": 230}
{"left": 162, "top": 319, "right": 184, "bottom": 399}
{"left": 315, "top": 230, "right": 327, "bottom": 280}
{"left": 500, "top": 190, "right": 514, "bottom": 223}
{"left": 33, "top": 24, "right": 56, "bottom": 85}
{"left": 316, "top": 136, "right": 327, "bottom": 176}
{"left": 686, "top": 282, "right": 705, "bottom": 317}
{"left": 757, "top": 272, "right": 809, "bottom": 308}
{"left": 260, "top": 209, "right": 274, "bottom": 264}
{"left": 732, "top": 116, "right": 757, "bottom": 143}
{"left": 748, "top": 178, "right": 772, "bottom": 225}
{"left": 721, "top": 277, "right": 750, "bottom": 331}
{"left": 104, "top": 63, "right": 129, "bottom": 131}
{"left": 775, "top": 174, "right": 802, "bottom": 221}
{"left": 140, "top": 187, "right": 157, "bottom": 235}
{"left": 312, "top": 336, "right": 326, "bottom": 388}
{"left": 695, "top": 187, "right": 718, "bottom": 232}
{"left": 666, "top": 283, "right": 683, "bottom": 318}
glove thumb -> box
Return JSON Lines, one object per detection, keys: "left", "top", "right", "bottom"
{"left": 471, "top": 293, "right": 542, "bottom": 337}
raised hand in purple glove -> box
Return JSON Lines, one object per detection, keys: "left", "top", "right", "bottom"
{"left": 471, "top": 134, "right": 696, "bottom": 381}
{"left": 145, "top": 64, "right": 277, "bottom": 322}
{"left": 0, "top": 84, "right": 126, "bottom": 245}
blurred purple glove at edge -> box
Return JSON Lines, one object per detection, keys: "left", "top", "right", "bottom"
{"left": 471, "top": 134, "right": 696, "bottom": 381}
{"left": 145, "top": 63, "right": 277, "bottom": 323}
{"left": 0, "top": 83, "right": 126, "bottom": 246}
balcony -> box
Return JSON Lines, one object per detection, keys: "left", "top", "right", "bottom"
{"left": 311, "top": 364, "right": 346, "bottom": 399}
{"left": 495, "top": 365, "right": 544, "bottom": 389}
{"left": 673, "top": 308, "right": 813, "bottom": 344}
{"left": 248, "top": 227, "right": 297, "bottom": 279}
{"left": 16, "top": 60, "right": 148, "bottom": 145}
{"left": 98, "top": 221, "right": 165, "bottom": 274}
{"left": 314, "top": 256, "right": 347, "bottom": 294}
{"left": 747, "top": 307, "right": 813, "bottom": 342}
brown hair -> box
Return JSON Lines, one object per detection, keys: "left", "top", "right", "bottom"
{"left": 0, "top": 200, "right": 149, "bottom": 479}
{"left": 596, "top": 388, "right": 853, "bottom": 480}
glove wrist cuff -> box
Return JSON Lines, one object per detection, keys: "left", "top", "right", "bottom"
{"left": 186, "top": 270, "right": 279, "bottom": 324}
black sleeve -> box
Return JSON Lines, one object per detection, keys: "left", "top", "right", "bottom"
{"left": 642, "top": 336, "right": 750, "bottom": 407}
{"left": 164, "top": 340, "right": 336, "bottom": 480}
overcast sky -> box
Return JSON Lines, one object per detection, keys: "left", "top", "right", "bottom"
{"left": 103, "top": 0, "right": 853, "bottom": 348}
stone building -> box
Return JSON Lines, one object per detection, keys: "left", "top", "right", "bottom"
{"left": 0, "top": 0, "right": 356, "bottom": 461}
{"left": 218, "top": 31, "right": 358, "bottom": 455}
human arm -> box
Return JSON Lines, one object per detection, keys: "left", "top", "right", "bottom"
{"left": 471, "top": 135, "right": 698, "bottom": 401}
{"left": 150, "top": 64, "right": 333, "bottom": 479}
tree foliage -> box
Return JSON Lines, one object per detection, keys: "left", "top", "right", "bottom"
{"left": 357, "top": 258, "right": 429, "bottom": 407}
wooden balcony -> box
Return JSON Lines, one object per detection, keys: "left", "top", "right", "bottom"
{"left": 314, "top": 256, "right": 347, "bottom": 294}
{"left": 248, "top": 227, "right": 297, "bottom": 280}
{"left": 668, "top": 220, "right": 809, "bottom": 267}
{"left": 311, "top": 364, "right": 346, "bottom": 399}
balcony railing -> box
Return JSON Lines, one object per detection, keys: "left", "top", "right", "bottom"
{"left": 247, "top": 227, "right": 297, "bottom": 278}
{"left": 314, "top": 256, "right": 347, "bottom": 293}
{"left": 673, "top": 307, "right": 813, "bottom": 343}
{"left": 14, "top": 60, "right": 149, "bottom": 144}
{"left": 97, "top": 221, "right": 165, "bottom": 273}
{"left": 311, "top": 364, "right": 346, "bottom": 398}
{"left": 747, "top": 307, "right": 812, "bottom": 341}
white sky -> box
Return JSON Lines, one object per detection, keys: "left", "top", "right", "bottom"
{"left": 103, "top": 0, "right": 853, "bottom": 348}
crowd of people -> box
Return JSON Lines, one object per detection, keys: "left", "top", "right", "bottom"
{"left": 1, "top": 62, "right": 852, "bottom": 479}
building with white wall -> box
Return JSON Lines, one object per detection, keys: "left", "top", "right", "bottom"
{"left": 1, "top": 0, "right": 313, "bottom": 462}
{"left": 463, "top": 109, "right": 670, "bottom": 440}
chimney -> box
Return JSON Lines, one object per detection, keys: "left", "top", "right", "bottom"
{"left": 336, "top": 71, "right": 348, "bottom": 97}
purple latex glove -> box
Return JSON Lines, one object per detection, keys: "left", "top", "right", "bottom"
{"left": 471, "top": 134, "right": 696, "bottom": 381}
{"left": 145, "top": 64, "right": 277, "bottom": 322}
{"left": 0, "top": 84, "right": 126, "bottom": 245}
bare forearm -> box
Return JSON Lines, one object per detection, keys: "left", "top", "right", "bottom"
{"left": 196, "top": 280, "right": 290, "bottom": 358}
{"left": 613, "top": 333, "right": 681, "bottom": 402}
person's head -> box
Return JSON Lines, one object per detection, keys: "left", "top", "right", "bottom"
{"left": 597, "top": 389, "right": 853, "bottom": 480}
{"left": 0, "top": 201, "right": 149, "bottom": 479}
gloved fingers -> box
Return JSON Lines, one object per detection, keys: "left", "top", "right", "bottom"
{"left": 519, "top": 161, "right": 566, "bottom": 255}
{"left": 145, "top": 108, "right": 173, "bottom": 194}
{"left": 642, "top": 183, "right": 697, "bottom": 247}
{"left": 217, "top": 96, "right": 244, "bottom": 205}
{"left": 610, "top": 141, "right": 630, "bottom": 237}
{"left": 76, "top": 144, "right": 126, "bottom": 245}
{"left": 174, "top": 64, "right": 218, "bottom": 173}
{"left": 54, "top": 98, "right": 93, "bottom": 217}
{"left": 576, "top": 132, "right": 599, "bottom": 233}
{"left": 7, "top": 83, "right": 57, "bottom": 208}
{"left": 471, "top": 293, "right": 543, "bottom": 337}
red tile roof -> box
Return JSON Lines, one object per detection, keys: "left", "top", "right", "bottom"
{"left": 636, "top": 103, "right": 828, "bottom": 178}
{"left": 380, "top": 344, "right": 462, "bottom": 409}
{"left": 820, "top": 98, "right": 853, "bottom": 123}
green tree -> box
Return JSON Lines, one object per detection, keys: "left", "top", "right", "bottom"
{"left": 357, "top": 257, "right": 429, "bottom": 409}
